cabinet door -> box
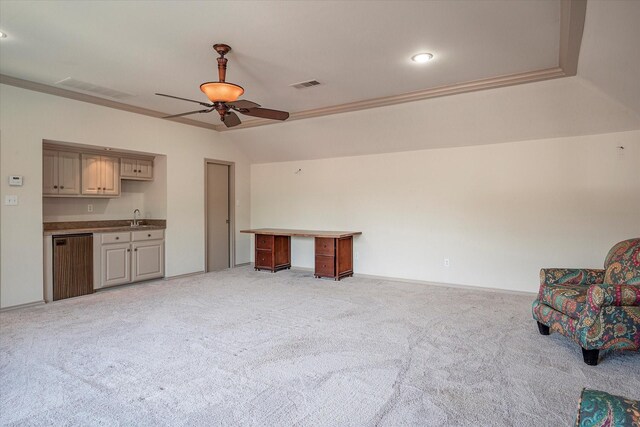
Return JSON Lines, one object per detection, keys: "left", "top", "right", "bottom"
{"left": 101, "top": 243, "right": 131, "bottom": 287}
{"left": 100, "top": 156, "right": 120, "bottom": 196}
{"left": 82, "top": 154, "right": 101, "bottom": 195}
{"left": 120, "top": 158, "right": 137, "bottom": 178}
{"left": 57, "top": 151, "right": 81, "bottom": 195}
{"left": 132, "top": 241, "right": 164, "bottom": 282}
{"left": 136, "top": 159, "right": 153, "bottom": 179}
{"left": 43, "top": 150, "right": 59, "bottom": 195}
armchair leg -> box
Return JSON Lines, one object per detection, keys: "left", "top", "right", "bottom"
{"left": 537, "top": 321, "right": 550, "bottom": 335}
{"left": 582, "top": 348, "right": 599, "bottom": 366}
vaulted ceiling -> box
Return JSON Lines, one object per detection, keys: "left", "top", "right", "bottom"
{"left": 1, "top": 0, "right": 638, "bottom": 164}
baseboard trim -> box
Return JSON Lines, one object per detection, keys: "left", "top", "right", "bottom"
{"left": 351, "top": 272, "right": 537, "bottom": 296}
{"left": 0, "top": 300, "right": 46, "bottom": 312}
{"left": 243, "top": 263, "right": 536, "bottom": 296}
{"left": 234, "top": 262, "right": 251, "bottom": 268}
{"left": 164, "top": 271, "right": 206, "bottom": 280}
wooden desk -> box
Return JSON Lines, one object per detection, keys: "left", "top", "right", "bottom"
{"left": 240, "top": 229, "right": 362, "bottom": 280}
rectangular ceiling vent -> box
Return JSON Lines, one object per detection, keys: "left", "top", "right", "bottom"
{"left": 290, "top": 79, "right": 321, "bottom": 89}
{"left": 55, "top": 77, "right": 135, "bottom": 99}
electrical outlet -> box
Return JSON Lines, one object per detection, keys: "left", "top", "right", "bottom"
{"left": 87, "top": 204, "right": 93, "bottom": 212}
{"left": 444, "top": 258, "right": 450, "bottom": 267}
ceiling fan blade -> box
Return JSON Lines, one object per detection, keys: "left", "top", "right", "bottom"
{"left": 227, "top": 99, "right": 261, "bottom": 110}
{"left": 162, "top": 109, "right": 211, "bottom": 119}
{"left": 222, "top": 111, "right": 242, "bottom": 128}
{"left": 156, "top": 93, "right": 212, "bottom": 107}
{"left": 238, "top": 107, "right": 289, "bottom": 121}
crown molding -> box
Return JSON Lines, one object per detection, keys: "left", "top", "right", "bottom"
{"left": 217, "top": 67, "right": 566, "bottom": 131}
{"left": 559, "top": 0, "right": 587, "bottom": 76}
{"left": 0, "top": 74, "right": 219, "bottom": 132}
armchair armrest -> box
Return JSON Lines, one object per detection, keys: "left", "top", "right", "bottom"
{"left": 540, "top": 268, "right": 604, "bottom": 287}
{"left": 587, "top": 284, "right": 640, "bottom": 309}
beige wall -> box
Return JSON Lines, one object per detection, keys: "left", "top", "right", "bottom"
{"left": 0, "top": 84, "right": 251, "bottom": 308}
{"left": 251, "top": 130, "right": 640, "bottom": 293}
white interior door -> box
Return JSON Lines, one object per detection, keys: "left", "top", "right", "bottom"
{"left": 206, "top": 163, "right": 230, "bottom": 272}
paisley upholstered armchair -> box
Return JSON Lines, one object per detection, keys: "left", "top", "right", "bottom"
{"left": 532, "top": 238, "right": 640, "bottom": 365}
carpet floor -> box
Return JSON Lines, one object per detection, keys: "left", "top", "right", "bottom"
{"left": 1, "top": 267, "right": 638, "bottom": 426}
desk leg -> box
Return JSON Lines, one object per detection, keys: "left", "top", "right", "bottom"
{"left": 336, "top": 236, "right": 354, "bottom": 280}
{"left": 254, "top": 234, "right": 291, "bottom": 273}
{"left": 314, "top": 236, "right": 354, "bottom": 280}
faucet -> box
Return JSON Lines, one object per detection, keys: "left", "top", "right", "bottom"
{"left": 132, "top": 209, "right": 141, "bottom": 227}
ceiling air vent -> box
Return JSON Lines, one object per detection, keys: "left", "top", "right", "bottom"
{"left": 290, "top": 79, "right": 321, "bottom": 89}
{"left": 55, "top": 77, "right": 134, "bottom": 99}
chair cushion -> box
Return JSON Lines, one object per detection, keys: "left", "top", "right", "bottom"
{"left": 540, "top": 285, "right": 587, "bottom": 319}
{"left": 603, "top": 238, "right": 640, "bottom": 285}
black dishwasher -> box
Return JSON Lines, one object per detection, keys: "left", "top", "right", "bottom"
{"left": 53, "top": 234, "right": 93, "bottom": 301}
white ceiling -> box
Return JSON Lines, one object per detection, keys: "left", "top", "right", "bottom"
{"left": 0, "top": 0, "right": 560, "bottom": 125}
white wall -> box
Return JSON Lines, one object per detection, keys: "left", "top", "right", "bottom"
{"left": 251, "top": 130, "right": 640, "bottom": 293}
{"left": 0, "top": 84, "right": 251, "bottom": 308}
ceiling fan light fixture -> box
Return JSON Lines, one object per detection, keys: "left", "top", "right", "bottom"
{"left": 200, "top": 82, "right": 244, "bottom": 103}
{"left": 411, "top": 52, "right": 434, "bottom": 63}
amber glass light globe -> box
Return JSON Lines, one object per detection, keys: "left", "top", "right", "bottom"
{"left": 200, "top": 82, "right": 244, "bottom": 102}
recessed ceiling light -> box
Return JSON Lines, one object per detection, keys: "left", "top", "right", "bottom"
{"left": 0, "top": 31, "right": 7, "bottom": 39}
{"left": 411, "top": 53, "right": 433, "bottom": 63}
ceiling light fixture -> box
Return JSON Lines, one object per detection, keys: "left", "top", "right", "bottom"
{"left": 0, "top": 31, "right": 7, "bottom": 39}
{"left": 411, "top": 53, "right": 433, "bottom": 63}
{"left": 200, "top": 44, "right": 244, "bottom": 102}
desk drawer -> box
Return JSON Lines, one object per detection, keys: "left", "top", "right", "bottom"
{"left": 256, "top": 249, "right": 273, "bottom": 269}
{"left": 256, "top": 234, "right": 274, "bottom": 250}
{"left": 315, "top": 238, "right": 335, "bottom": 256}
{"left": 315, "top": 255, "right": 335, "bottom": 277}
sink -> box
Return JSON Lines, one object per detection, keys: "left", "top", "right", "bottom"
{"left": 130, "top": 224, "right": 155, "bottom": 229}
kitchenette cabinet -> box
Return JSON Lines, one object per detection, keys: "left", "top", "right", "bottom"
{"left": 43, "top": 150, "right": 81, "bottom": 196}
{"left": 96, "top": 229, "right": 164, "bottom": 289}
{"left": 120, "top": 157, "right": 153, "bottom": 180}
{"left": 82, "top": 154, "right": 120, "bottom": 196}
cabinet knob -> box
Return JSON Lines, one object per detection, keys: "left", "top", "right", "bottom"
{"left": 127, "top": 249, "right": 130, "bottom": 252}
{"left": 134, "top": 248, "right": 138, "bottom": 251}
{"left": 53, "top": 185, "right": 58, "bottom": 189}
{"left": 147, "top": 234, "right": 151, "bottom": 237}
{"left": 60, "top": 186, "right": 64, "bottom": 189}
{"left": 115, "top": 237, "right": 119, "bottom": 240}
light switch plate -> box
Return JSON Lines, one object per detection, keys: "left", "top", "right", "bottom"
{"left": 5, "top": 195, "right": 18, "bottom": 206}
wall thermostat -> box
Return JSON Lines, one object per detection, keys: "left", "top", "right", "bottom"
{"left": 9, "top": 176, "right": 23, "bottom": 186}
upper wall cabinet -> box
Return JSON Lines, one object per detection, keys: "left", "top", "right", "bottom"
{"left": 43, "top": 150, "right": 81, "bottom": 196}
{"left": 81, "top": 154, "right": 120, "bottom": 196}
{"left": 121, "top": 157, "right": 153, "bottom": 180}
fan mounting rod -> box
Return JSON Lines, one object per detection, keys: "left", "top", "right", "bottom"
{"left": 213, "top": 43, "right": 231, "bottom": 83}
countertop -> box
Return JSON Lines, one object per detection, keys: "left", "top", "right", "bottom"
{"left": 44, "top": 219, "right": 166, "bottom": 236}
{"left": 241, "top": 228, "right": 362, "bottom": 238}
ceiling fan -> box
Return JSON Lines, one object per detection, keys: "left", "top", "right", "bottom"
{"left": 156, "top": 44, "right": 289, "bottom": 128}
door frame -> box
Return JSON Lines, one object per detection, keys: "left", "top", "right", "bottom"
{"left": 204, "top": 159, "right": 235, "bottom": 271}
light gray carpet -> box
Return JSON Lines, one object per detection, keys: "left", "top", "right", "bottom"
{"left": 1, "top": 267, "right": 638, "bottom": 426}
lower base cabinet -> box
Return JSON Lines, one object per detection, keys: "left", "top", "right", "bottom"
{"left": 95, "top": 230, "right": 164, "bottom": 289}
